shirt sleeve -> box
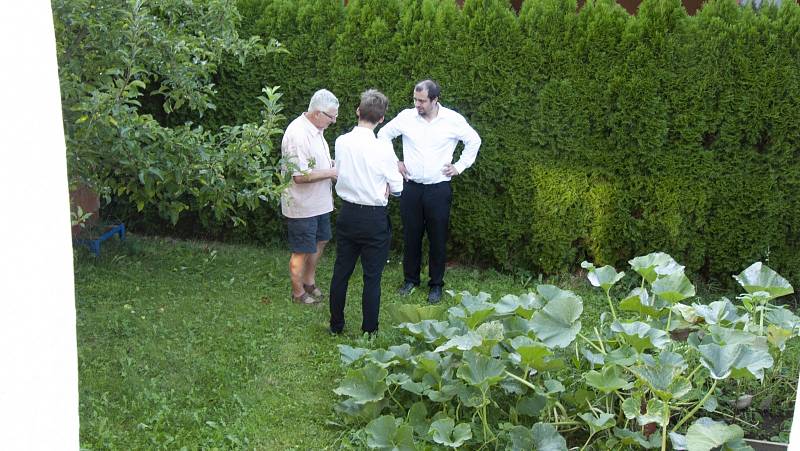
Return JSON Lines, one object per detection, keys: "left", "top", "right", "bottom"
{"left": 377, "top": 113, "right": 403, "bottom": 143}
{"left": 380, "top": 142, "right": 404, "bottom": 194}
{"left": 452, "top": 116, "right": 481, "bottom": 175}
{"left": 282, "top": 130, "right": 311, "bottom": 176}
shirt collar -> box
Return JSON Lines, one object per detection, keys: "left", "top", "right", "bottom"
{"left": 414, "top": 104, "right": 447, "bottom": 123}
{"left": 351, "top": 125, "right": 376, "bottom": 137}
{"left": 300, "top": 112, "right": 323, "bottom": 134}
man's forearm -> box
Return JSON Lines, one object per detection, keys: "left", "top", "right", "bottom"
{"left": 293, "top": 168, "right": 337, "bottom": 184}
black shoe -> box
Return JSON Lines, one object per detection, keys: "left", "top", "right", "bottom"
{"left": 398, "top": 282, "right": 416, "bottom": 296}
{"left": 428, "top": 286, "right": 443, "bottom": 304}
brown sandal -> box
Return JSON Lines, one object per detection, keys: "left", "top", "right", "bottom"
{"left": 292, "top": 292, "right": 321, "bottom": 305}
{"left": 303, "top": 283, "right": 323, "bottom": 297}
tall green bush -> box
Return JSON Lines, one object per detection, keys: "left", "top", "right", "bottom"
{"left": 130, "top": 0, "right": 800, "bottom": 283}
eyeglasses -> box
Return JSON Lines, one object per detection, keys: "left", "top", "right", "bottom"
{"left": 320, "top": 111, "right": 338, "bottom": 121}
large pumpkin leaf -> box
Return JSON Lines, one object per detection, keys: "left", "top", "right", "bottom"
{"left": 629, "top": 252, "right": 685, "bottom": 283}
{"left": 698, "top": 343, "right": 773, "bottom": 380}
{"left": 532, "top": 422, "right": 568, "bottom": 451}
{"left": 398, "top": 320, "right": 459, "bottom": 344}
{"left": 630, "top": 365, "right": 691, "bottom": 401}
{"left": 495, "top": 293, "right": 542, "bottom": 318}
{"left": 614, "top": 428, "right": 660, "bottom": 449}
{"left": 767, "top": 325, "right": 794, "bottom": 351}
{"left": 765, "top": 306, "right": 800, "bottom": 331}
{"left": 733, "top": 262, "right": 794, "bottom": 300}
{"left": 620, "top": 287, "right": 669, "bottom": 318}
{"left": 456, "top": 351, "right": 505, "bottom": 389}
{"left": 692, "top": 299, "right": 744, "bottom": 325}
{"left": 429, "top": 417, "right": 472, "bottom": 448}
{"left": 610, "top": 321, "right": 669, "bottom": 352}
{"left": 434, "top": 331, "right": 483, "bottom": 353}
{"left": 584, "top": 365, "right": 633, "bottom": 393}
{"left": 579, "top": 411, "right": 616, "bottom": 434}
{"left": 333, "top": 362, "right": 388, "bottom": 404}
{"left": 339, "top": 344, "right": 370, "bottom": 365}
{"left": 685, "top": 417, "right": 747, "bottom": 451}
{"left": 652, "top": 270, "right": 696, "bottom": 303}
{"left": 530, "top": 292, "right": 583, "bottom": 348}
{"left": 386, "top": 302, "right": 445, "bottom": 325}
{"left": 510, "top": 336, "right": 564, "bottom": 371}
{"left": 707, "top": 325, "right": 768, "bottom": 351}
{"left": 365, "top": 415, "right": 416, "bottom": 451}
{"left": 581, "top": 261, "right": 624, "bottom": 291}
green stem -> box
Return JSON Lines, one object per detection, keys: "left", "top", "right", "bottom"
{"left": 594, "top": 327, "right": 606, "bottom": 353}
{"left": 661, "top": 402, "right": 670, "bottom": 451}
{"left": 578, "top": 333, "right": 606, "bottom": 355}
{"left": 760, "top": 304, "right": 765, "bottom": 336}
{"left": 665, "top": 309, "right": 672, "bottom": 335}
{"left": 672, "top": 379, "right": 718, "bottom": 432}
{"left": 606, "top": 289, "right": 618, "bottom": 321}
{"left": 686, "top": 364, "right": 703, "bottom": 382}
{"left": 505, "top": 370, "right": 536, "bottom": 390}
{"left": 580, "top": 431, "right": 595, "bottom": 451}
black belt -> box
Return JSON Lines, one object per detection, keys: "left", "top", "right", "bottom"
{"left": 342, "top": 200, "right": 387, "bottom": 210}
{"left": 406, "top": 180, "right": 450, "bottom": 186}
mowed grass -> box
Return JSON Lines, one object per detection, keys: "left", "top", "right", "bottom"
{"left": 74, "top": 235, "right": 797, "bottom": 448}
{"left": 75, "top": 234, "right": 588, "bottom": 449}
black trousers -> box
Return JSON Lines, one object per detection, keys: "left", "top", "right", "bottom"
{"left": 329, "top": 201, "right": 391, "bottom": 333}
{"left": 400, "top": 180, "right": 452, "bottom": 288}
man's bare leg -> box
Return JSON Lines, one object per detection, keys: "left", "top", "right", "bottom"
{"left": 302, "top": 240, "right": 328, "bottom": 288}
{"left": 289, "top": 252, "right": 308, "bottom": 298}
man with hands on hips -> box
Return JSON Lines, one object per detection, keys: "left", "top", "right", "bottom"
{"left": 377, "top": 79, "right": 481, "bottom": 304}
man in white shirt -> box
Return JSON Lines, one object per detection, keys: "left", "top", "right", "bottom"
{"left": 329, "top": 89, "right": 403, "bottom": 335}
{"left": 378, "top": 80, "right": 481, "bottom": 303}
{"left": 281, "top": 89, "right": 339, "bottom": 305}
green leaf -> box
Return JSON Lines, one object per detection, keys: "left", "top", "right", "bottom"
{"left": 429, "top": 417, "right": 472, "bottom": 448}
{"left": 629, "top": 252, "right": 684, "bottom": 283}
{"left": 765, "top": 306, "right": 800, "bottom": 331}
{"left": 584, "top": 365, "right": 633, "bottom": 393}
{"left": 530, "top": 291, "right": 583, "bottom": 348}
{"left": 613, "top": 428, "right": 660, "bottom": 449}
{"left": 698, "top": 343, "right": 773, "bottom": 380}
{"left": 398, "top": 320, "right": 458, "bottom": 344}
{"left": 516, "top": 394, "right": 547, "bottom": 417}
{"left": 767, "top": 325, "right": 793, "bottom": 351}
{"left": 631, "top": 352, "right": 689, "bottom": 401}
{"left": 406, "top": 402, "right": 429, "bottom": 437}
{"left": 685, "top": 417, "right": 746, "bottom": 451}
{"left": 610, "top": 321, "right": 669, "bottom": 352}
{"left": 386, "top": 303, "right": 445, "bottom": 324}
{"left": 733, "top": 262, "right": 794, "bottom": 300}
{"left": 622, "top": 396, "right": 641, "bottom": 419}
{"left": 582, "top": 261, "right": 624, "bottom": 290}
{"left": 707, "top": 325, "right": 767, "bottom": 351}
{"left": 455, "top": 351, "right": 505, "bottom": 389}
{"left": 510, "top": 337, "right": 564, "bottom": 372}
{"left": 531, "top": 422, "right": 568, "bottom": 451}
{"left": 434, "top": 331, "right": 482, "bottom": 353}
{"left": 365, "top": 415, "right": 416, "bottom": 451}
{"left": 495, "top": 293, "right": 542, "bottom": 318}
{"left": 333, "top": 363, "right": 388, "bottom": 404}
{"left": 338, "top": 344, "right": 369, "bottom": 365}
{"left": 620, "top": 287, "right": 669, "bottom": 318}
{"left": 651, "top": 270, "right": 696, "bottom": 303}
{"left": 692, "top": 299, "right": 744, "bottom": 325}
{"left": 579, "top": 411, "right": 616, "bottom": 434}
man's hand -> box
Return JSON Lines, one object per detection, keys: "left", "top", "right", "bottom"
{"left": 442, "top": 163, "right": 459, "bottom": 177}
{"left": 329, "top": 167, "right": 338, "bottom": 180}
{"left": 398, "top": 161, "right": 410, "bottom": 181}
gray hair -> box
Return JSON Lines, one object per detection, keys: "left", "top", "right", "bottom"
{"left": 308, "top": 89, "right": 339, "bottom": 113}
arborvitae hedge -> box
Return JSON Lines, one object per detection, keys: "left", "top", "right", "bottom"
{"left": 127, "top": 0, "right": 800, "bottom": 283}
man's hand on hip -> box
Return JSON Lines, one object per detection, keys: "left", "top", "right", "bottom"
{"left": 398, "top": 161, "right": 410, "bottom": 181}
{"left": 442, "top": 163, "right": 459, "bottom": 177}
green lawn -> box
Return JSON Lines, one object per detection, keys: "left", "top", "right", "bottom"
{"left": 74, "top": 235, "right": 796, "bottom": 448}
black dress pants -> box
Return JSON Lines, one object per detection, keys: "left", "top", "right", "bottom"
{"left": 329, "top": 201, "right": 391, "bottom": 333}
{"left": 399, "top": 180, "right": 452, "bottom": 288}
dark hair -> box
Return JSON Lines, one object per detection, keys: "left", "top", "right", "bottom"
{"left": 358, "top": 89, "right": 389, "bottom": 124}
{"left": 414, "top": 79, "right": 440, "bottom": 101}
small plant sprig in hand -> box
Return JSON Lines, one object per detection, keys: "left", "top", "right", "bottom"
{"left": 331, "top": 253, "right": 798, "bottom": 450}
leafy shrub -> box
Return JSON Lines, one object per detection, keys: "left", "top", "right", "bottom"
{"left": 330, "top": 253, "right": 798, "bottom": 449}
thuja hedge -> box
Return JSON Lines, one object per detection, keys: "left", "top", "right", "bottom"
{"left": 128, "top": 0, "right": 800, "bottom": 282}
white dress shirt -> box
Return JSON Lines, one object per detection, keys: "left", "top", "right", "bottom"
{"left": 335, "top": 126, "right": 404, "bottom": 207}
{"left": 377, "top": 105, "right": 481, "bottom": 184}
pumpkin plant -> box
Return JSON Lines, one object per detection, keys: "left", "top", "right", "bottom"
{"left": 332, "top": 253, "right": 797, "bottom": 450}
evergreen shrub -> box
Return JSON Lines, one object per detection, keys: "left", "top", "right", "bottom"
{"left": 129, "top": 0, "right": 800, "bottom": 283}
